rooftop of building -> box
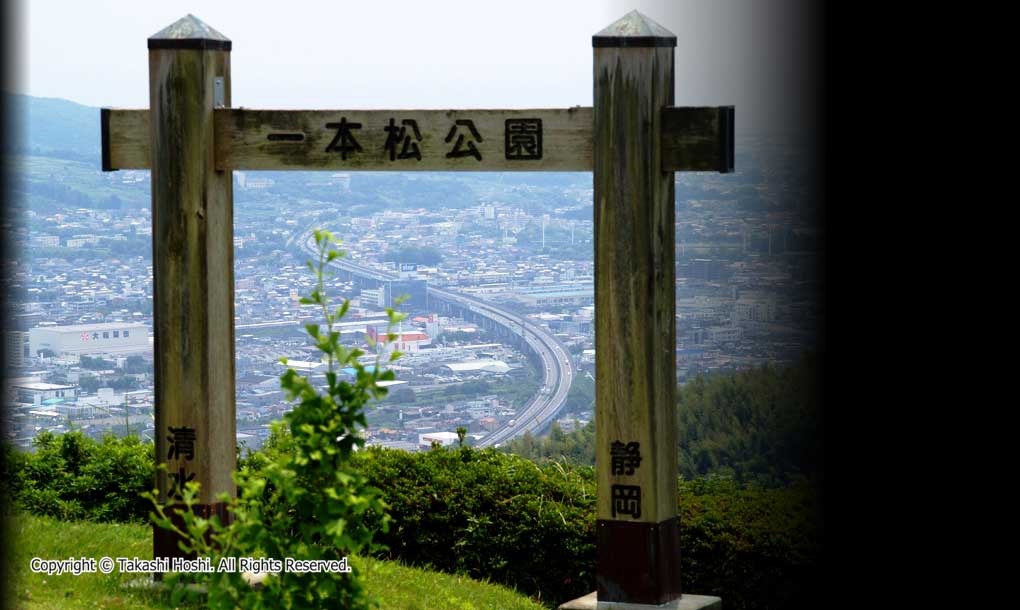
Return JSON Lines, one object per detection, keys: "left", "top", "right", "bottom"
{"left": 32, "top": 322, "right": 148, "bottom": 333}
{"left": 10, "top": 382, "right": 77, "bottom": 391}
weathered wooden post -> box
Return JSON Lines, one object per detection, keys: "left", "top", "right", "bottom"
{"left": 587, "top": 11, "right": 719, "bottom": 609}
{"left": 147, "top": 15, "right": 236, "bottom": 560}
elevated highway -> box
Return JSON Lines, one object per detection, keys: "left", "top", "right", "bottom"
{"left": 297, "top": 232, "right": 574, "bottom": 446}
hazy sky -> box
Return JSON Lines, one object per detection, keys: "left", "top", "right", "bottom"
{"left": 14, "top": 0, "right": 822, "bottom": 136}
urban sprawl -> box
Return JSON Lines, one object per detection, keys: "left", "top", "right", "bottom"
{"left": 4, "top": 136, "right": 822, "bottom": 452}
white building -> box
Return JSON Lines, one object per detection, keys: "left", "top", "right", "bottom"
{"left": 424, "top": 314, "right": 442, "bottom": 339}
{"left": 77, "top": 388, "right": 126, "bottom": 413}
{"left": 30, "top": 235, "right": 59, "bottom": 248}
{"left": 555, "top": 418, "right": 579, "bottom": 433}
{"left": 9, "top": 381, "right": 77, "bottom": 405}
{"left": 734, "top": 298, "right": 777, "bottom": 323}
{"left": 65, "top": 235, "right": 99, "bottom": 248}
{"left": 360, "top": 288, "right": 387, "bottom": 309}
{"left": 332, "top": 173, "right": 352, "bottom": 192}
{"left": 29, "top": 322, "right": 149, "bottom": 357}
{"left": 393, "top": 332, "right": 430, "bottom": 353}
{"left": 236, "top": 173, "right": 274, "bottom": 190}
{"left": 418, "top": 431, "right": 460, "bottom": 450}
{"left": 445, "top": 360, "right": 511, "bottom": 374}
{"left": 707, "top": 326, "right": 743, "bottom": 344}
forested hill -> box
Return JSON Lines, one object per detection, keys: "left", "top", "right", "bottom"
{"left": 503, "top": 354, "right": 823, "bottom": 487}
{"left": 5, "top": 93, "right": 100, "bottom": 162}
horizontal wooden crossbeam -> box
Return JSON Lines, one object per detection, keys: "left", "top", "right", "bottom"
{"left": 101, "top": 106, "right": 733, "bottom": 173}
{"left": 661, "top": 106, "right": 734, "bottom": 173}
{"left": 217, "top": 108, "right": 593, "bottom": 172}
{"left": 102, "top": 108, "right": 149, "bottom": 171}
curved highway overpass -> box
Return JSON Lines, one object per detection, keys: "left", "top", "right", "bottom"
{"left": 296, "top": 232, "right": 574, "bottom": 447}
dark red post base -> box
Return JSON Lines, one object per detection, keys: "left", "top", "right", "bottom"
{"left": 596, "top": 516, "right": 682, "bottom": 605}
{"left": 152, "top": 501, "right": 232, "bottom": 580}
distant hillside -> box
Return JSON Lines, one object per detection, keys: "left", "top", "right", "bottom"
{"left": 5, "top": 93, "right": 100, "bottom": 162}
{"left": 4, "top": 94, "right": 151, "bottom": 214}
{"left": 503, "top": 354, "right": 823, "bottom": 487}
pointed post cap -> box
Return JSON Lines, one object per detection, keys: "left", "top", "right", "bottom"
{"left": 593, "top": 10, "right": 676, "bottom": 48}
{"left": 148, "top": 14, "right": 231, "bottom": 51}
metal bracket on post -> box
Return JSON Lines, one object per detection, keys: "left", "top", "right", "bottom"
{"left": 214, "top": 77, "right": 226, "bottom": 108}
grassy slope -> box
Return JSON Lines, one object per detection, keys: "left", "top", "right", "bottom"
{"left": 5, "top": 513, "right": 546, "bottom": 610}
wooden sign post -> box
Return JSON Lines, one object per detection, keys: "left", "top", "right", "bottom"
{"left": 146, "top": 16, "right": 237, "bottom": 560}
{"left": 102, "top": 11, "right": 731, "bottom": 607}
{"left": 591, "top": 12, "right": 691, "bottom": 609}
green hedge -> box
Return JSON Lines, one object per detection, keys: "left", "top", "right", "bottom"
{"left": 355, "top": 447, "right": 822, "bottom": 610}
{"left": 678, "top": 476, "right": 823, "bottom": 610}
{"left": 354, "top": 446, "right": 597, "bottom": 606}
{"left": 2, "top": 436, "right": 822, "bottom": 610}
{"left": 2, "top": 431, "right": 152, "bottom": 523}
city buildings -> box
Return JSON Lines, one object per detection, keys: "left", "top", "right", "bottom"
{"left": 29, "top": 322, "right": 149, "bottom": 357}
{"left": 5, "top": 135, "right": 821, "bottom": 450}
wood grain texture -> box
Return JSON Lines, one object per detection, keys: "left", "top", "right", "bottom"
{"left": 103, "top": 109, "right": 149, "bottom": 170}
{"left": 660, "top": 106, "right": 732, "bottom": 172}
{"left": 102, "top": 106, "right": 729, "bottom": 172}
{"left": 593, "top": 45, "right": 678, "bottom": 525}
{"left": 214, "top": 108, "right": 592, "bottom": 171}
{"left": 149, "top": 46, "right": 236, "bottom": 509}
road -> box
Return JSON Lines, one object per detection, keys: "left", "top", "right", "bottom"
{"left": 296, "top": 231, "right": 574, "bottom": 446}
